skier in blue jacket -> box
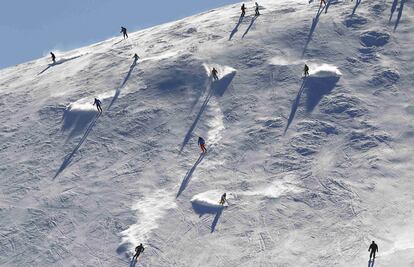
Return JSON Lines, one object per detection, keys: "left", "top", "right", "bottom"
{"left": 198, "top": 137, "right": 207, "bottom": 153}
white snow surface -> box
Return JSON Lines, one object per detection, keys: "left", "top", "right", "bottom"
{"left": 308, "top": 63, "right": 342, "bottom": 78}
{"left": 1, "top": 0, "right": 414, "bottom": 266}
{"left": 191, "top": 190, "right": 230, "bottom": 208}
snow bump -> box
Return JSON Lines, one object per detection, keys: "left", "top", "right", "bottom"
{"left": 360, "top": 31, "right": 390, "bottom": 47}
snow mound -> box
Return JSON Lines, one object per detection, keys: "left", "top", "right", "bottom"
{"left": 360, "top": 30, "right": 390, "bottom": 47}
{"left": 62, "top": 101, "right": 98, "bottom": 138}
{"left": 191, "top": 190, "right": 229, "bottom": 214}
{"left": 309, "top": 64, "right": 342, "bottom": 78}
{"left": 211, "top": 66, "right": 237, "bottom": 97}
{"left": 203, "top": 64, "right": 236, "bottom": 80}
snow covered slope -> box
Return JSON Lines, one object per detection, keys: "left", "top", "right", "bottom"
{"left": 1, "top": 0, "right": 413, "bottom": 266}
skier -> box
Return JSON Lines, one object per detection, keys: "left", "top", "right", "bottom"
{"left": 133, "top": 53, "right": 140, "bottom": 62}
{"left": 303, "top": 64, "right": 309, "bottom": 77}
{"left": 50, "top": 52, "right": 56, "bottom": 64}
{"left": 132, "top": 243, "right": 145, "bottom": 262}
{"left": 212, "top": 67, "right": 219, "bottom": 80}
{"left": 368, "top": 241, "right": 378, "bottom": 260}
{"left": 198, "top": 137, "right": 207, "bottom": 154}
{"left": 255, "top": 2, "right": 260, "bottom": 16}
{"left": 93, "top": 98, "right": 103, "bottom": 113}
{"left": 320, "top": 0, "right": 326, "bottom": 8}
{"left": 219, "top": 193, "right": 227, "bottom": 205}
{"left": 120, "top": 26, "right": 128, "bottom": 39}
{"left": 241, "top": 3, "right": 246, "bottom": 17}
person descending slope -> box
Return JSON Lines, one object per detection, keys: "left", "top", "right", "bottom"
{"left": 120, "top": 26, "right": 128, "bottom": 39}
{"left": 219, "top": 193, "right": 227, "bottom": 205}
{"left": 93, "top": 98, "right": 103, "bottom": 113}
{"left": 212, "top": 67, "right": 219, "bottom": 80}
{"left": 50, "top": 52, "right": 56, "bottom": 64}
{"left": 133, "top": 53, "right": 140, "bottom": 62}
{"left": 303, "top": 64, "right": 309, "bottom": 77}
{"left": 255, "top": 2, "right": 260, "bottom": 16}
{"left": 368, "top": 241, "right": 378, "bottom": 260}
{"left": 241, "top": 3, "right": 246, "bottom": 17}
{"left": 132, "top": 243, "right": 145, "bottom": 262}
{"left": 198, "top": 137, "right": 207, "bottom": 154}
{"left": 320, "top": 0, "right": 326, "bottom": 8}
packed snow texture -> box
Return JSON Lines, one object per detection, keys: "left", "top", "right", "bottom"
{"left": 0, "top": 0, "right": 413, "bottom": 266}
{"left": 191, "top": 190, "right": 230, "bottom": 209}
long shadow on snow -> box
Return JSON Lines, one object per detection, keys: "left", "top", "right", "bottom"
{"left": 54, "top": 112, "right": 101, "bottom": 179}
{"left": 179, "top": 72, "right": 235, "bottom": 153}
{"left": 325, "top": 0, "right": 333, "bottom": 14}
{"left": 130, "top": 259, "right": 137, "bottom": 267}
{"left": 284, "top": 80, "right": 306, "bottom": 134}
{"left": 242, "top": 15, "right": 259, "bottom": 39}
{"left": 108, "top": 58, "right": 138, "bottom": 109}
{"left": 179, "top": 84, "right": 213, "bottom": 154}
{"left": 229, "top": 15, "right": 245, "bottom": 40}
{"left": 302, "top": 6, "right": 325, "bottom": 57}
{"left": 351, "top": 0, "right": 362, "bottom": 17}
{"left": 394, "top": 0, "right": 406, "bottom": 31}
{"left": 284, "top": 75, "right": 339, "bottom": 133}
{"left": 211, "top": 70, "right": 236, "bottom": 97}
{"left": 191, "top": 201, "right": 224, "bottom": 233}
{"left": 38, "top": 55, "right": 83, "bottom": 75}
{"left": 62, "top": 108, "right": 97, "bottom": 141}
{"left": 305, "top": 75, "right": 339, "bottom": 112}
{"left": 389, "top": 0, "right": 398, "bottom": 22}
{"left": 176, "top": 153, "right": 205, "bottom": 197}
{"left": 190, "top": 79, "right": 210, "bottom": 112}
{"left": 113, "top": 39, "right": 125, "bottom": 46}
{"left": 368, "top": 258, "right": 375, "bottom": 267}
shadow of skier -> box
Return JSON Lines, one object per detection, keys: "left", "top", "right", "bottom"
{"left": 325, "top": 0, "right": 333, "bottom": 14}
{"left": 389, "top": 0, "right": 398, "bottom": 22}
{"left": 108, "top": 58, "right": 138, "bottom": 109}
{"left": 211, "top": 207, "right": 224, "bottom": 233}
{"left": 394, "top": 0, "right": 406, "bottom": 31}
{"left": 53, "top": 112, "right": 101, "bottom": 179}
{"left": 302, "top": 6, "right": 325, "bottom": 57}
{"left": 179, "top": 83, "right": 213, "bottom": 153}
{"left": 176, "top": 153, "right": 205, "bottom": 197}
{"left": 351, "top": 0, "right": 362, "bottom": 17}
{"left": 38, "top": 55, "right": 83, "bottom": 75}
{"left": 284, "top": 79, "right": 306, "bottom": 134}
{"left": 242, "top": 15, "right": 259, "bottom": 39}
{"left": 368, "top": 258, "right": 375, "bottom": 267}
{"left": 229, "top": 15, "right": 245, "bottom": 40}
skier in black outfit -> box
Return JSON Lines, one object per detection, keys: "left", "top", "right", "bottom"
{"left": 255, "top": 2, "right": 260, "bottom": 16}
{"left": 93, "top": 98, "right": 103, "bottom": 113}
{"left": 50, "top": 52, "right": 56, "bottom": 64}
{"left": 120, "top": 26, "right": 128, "bottom": 39}
{"left": 133, "top": 53, "right": 140, "bottom": 61}
{"left": 132, "top": 243, "right": 145, "bottom": 261}
{"left": 241, "top": 3, "right": 246, "bottom": 16}
{"left": 212, "top": 68, "right": 219, "bottom": 80}
{"left": 368, "top": 241, "right": 378, "bottom": 260}
{"left": 303, "top": 64, "right": 309, "bottom": 77}
{"left": 219, "top": 193, "right": 227, "bottom": 205}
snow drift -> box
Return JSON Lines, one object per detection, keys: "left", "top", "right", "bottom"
{"left": 191, "top": 190, "right": 229, "bottom": 214}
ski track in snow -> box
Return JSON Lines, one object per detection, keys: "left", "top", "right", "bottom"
{"left": 119, "top": 190, "right": 177, "bottom": 254}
